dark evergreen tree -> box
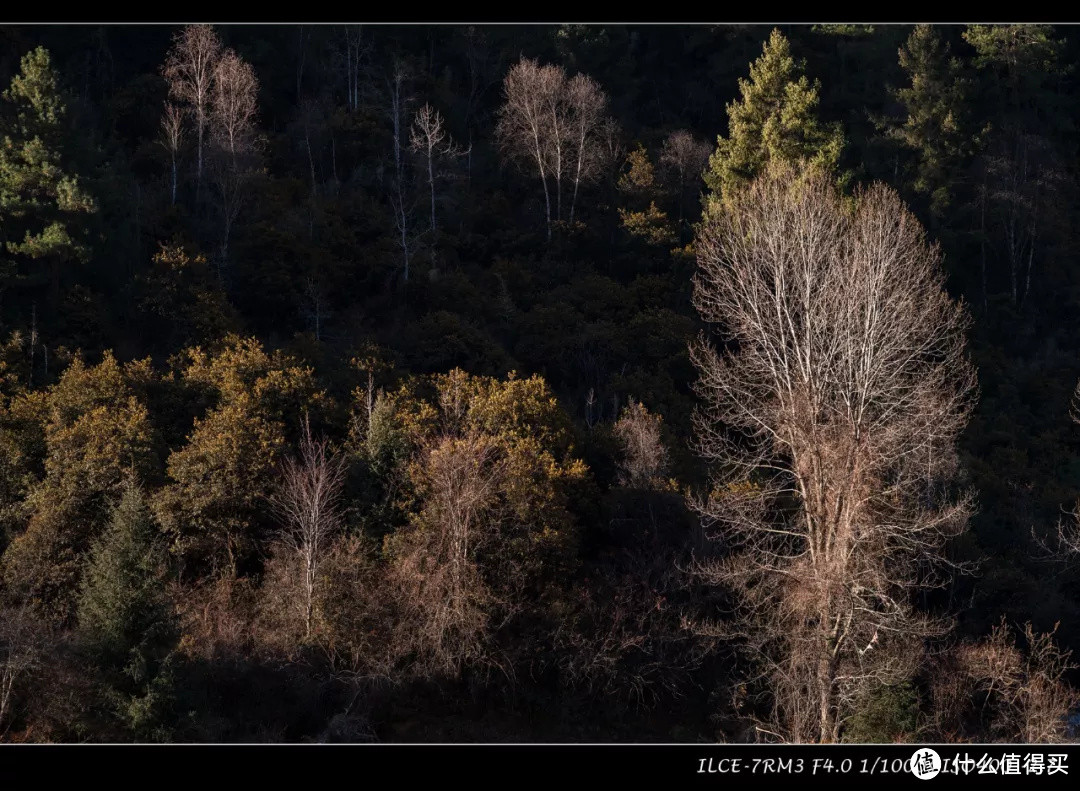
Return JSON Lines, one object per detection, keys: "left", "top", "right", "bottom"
{"left": 77, "top": 481, "right": 178, "bottom": 741}
{"left": 893, "top": 25, "right": 974, "bottom": 219}
{"left": 0, "top": 46, "right": 96, "bottom": 309}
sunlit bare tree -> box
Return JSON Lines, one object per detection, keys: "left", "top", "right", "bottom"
{"left": 931, "top": 618, "right": 1078, "bottom": 742}
{"left": 565, "top": 73, "right": 610, "bottom": 225}
{"left": 338, "top": 25, "right": 370, "bottom": 112}
{"left": 496, "top": 57, "right": 563, "bottom": 240}
{"left": 163, "top": 24, "right": 222, "bottom": 198}
{"left": 209, "top": 47, "right": 260, "bottom": 270}
{"left": 160, "top": 102, "right": 184, "bottom": 206}
{"left": 689, "top": 162, "right": 976, "bottom": 742}
{"left": 390, "top": 432, "right": 508, "bottom": 677}
{"left": 410, "top": 103, "right": 467, "bottom": 233}
{"left": 212, "top": 49, "right": 259, "bottom": 165}
{"left": 268, "top": 416, "right": 347, "bottom": 640}
{"left": 613, "top": 399, "right": 668, "bottom": 489}
{"left": 496, "top": 58, "right": 613, "bottom": 238}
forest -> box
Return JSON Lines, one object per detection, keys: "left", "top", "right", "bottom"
{"left": 1, "top": 23, "right": 1080, "bottom": 744}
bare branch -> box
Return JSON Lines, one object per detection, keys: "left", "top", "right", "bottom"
{"left": 267, "top": 415, "right": 348, "bottom": 641}
{"left": 163, "top": 24, "right": 222, "bottom": 196}
{"left": 689, "top": 162, "right": 976, "bottom": 742}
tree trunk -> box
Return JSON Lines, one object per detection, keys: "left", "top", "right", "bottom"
{"left": 541, "top": 175, "right": 552, "bottom": 241}
{"left": 428, "top": 146, "right": 436, "bottom": 231}
{"left": 569, "top": 165, "right": 581, "bottom": 226}
{"left": 817, "top": 651, "right": 836, "bottom": 743}
{"left": 304, "top": 550, "right": 315, "bottom": 639}
{"left": 196, "top": 124, "right": 204, "bottom": 201}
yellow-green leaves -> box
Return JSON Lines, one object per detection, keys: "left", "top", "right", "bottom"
{"left": 705, "top": 29, "right": 845, "bottom": 202}
{"left": 2, "top": 352, "right": 159, "bottom": 623}
{"left": 154, "top": 336, "right": 326, "bottom": 573}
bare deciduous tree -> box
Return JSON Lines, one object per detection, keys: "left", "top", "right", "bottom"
{"left": 496, "top": 57, "right": 612, "bottom": 239}
{"left": 163, "top": 24, "right": 222, "bottom": 198}
{"left": 932, "top": 618, "right": 1078, "bottom": 742}
{"left": 390, "top": 190, "right": 422, "bottom": 285}
{"left": 410, "top": 103, "right": 468, "bottom": 233}
{"left": 390, "top": 432, "right": 509, "bottom": 678}
{"left": 349, "top": 348, "right": 391, "bottom": 444}
{"left": 301, "top": 275, "right": 332, "bottom": 342}
{"left": 268, "top": 416, "right": 348, "bottom": 640}
{"left": 0, "top": 603, "right": 48, "bottom": 736}
{"left": 541, "top": 69, "right": 567, "bottom": 227}
{"left": 294, "top": 98, "right": 325, "bottom": 202}
{"left": 209, "top": 47, "right": 260, "bottom": 271}
{"left": 496, "top": 57, "right": 562, "bottom": 240}
{"left": 982, "top": 133, "right": 1063, "bottom": 309}
{"left": 552, "top": 556, "right": 691, "bottom": 706}
{"left": 410, "top": 103, "right": 443, "bottom": 233}
{"left": 382, "top": 62, "right": 421, "bottom": 281}
{"left": 1005, "top": 623, "right": 1078, "bottom": 743}
{"left": 339, "top": 25, "right": 369, "bottom": 112}
{"left": 208, "top": 156, "right": 245, "bottom": 276}
{"left": 660, "top": 129, "right": 711, "bottom": 227}
{"left": 160, "top": 102, "right": 184, "bottom": 206}
{"left": 212, "top": 49, "right": 259, "bottom": 165}
{"left": 565, "top": 73, "right": 610, "bottom": 226}
{"left": 613, "top": 399, "right": 668, "bottom": 489}
{"left": 688, "top": 162, "right": 976, "bottom": 743}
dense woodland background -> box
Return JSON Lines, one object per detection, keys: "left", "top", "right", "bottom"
{"left": 2, "top": 23, "right": 1080, "bottom": 743}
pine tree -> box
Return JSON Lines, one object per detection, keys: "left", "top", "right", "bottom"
{"left": 704, "top": 29, "right": 845, "bottom": 200}
{"left": 894, "top": 25, "right": 973, "bottom": 218}
{"left": 78, "top": 482, "right": 177, "bottom": 740}
{"left": 0, "top": 47, "right": 96, "bottom": 306}
{"left": 963, "top": 25, "right": 1065, "bottom": 127}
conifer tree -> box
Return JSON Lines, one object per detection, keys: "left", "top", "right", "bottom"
{"left": 0, "top": 47, "right": 96, "bottom": 306}
{"left": 78, "top": 482, "right": 177, "bottom": 740}
{"left": 894, "top": 25, "right": 973, "bottom": 218}
{"left": 1, "top": 352, "right": 158, "bottom": 623}
{"left": 705, "top": 29, "right": 844, "bottom": 200}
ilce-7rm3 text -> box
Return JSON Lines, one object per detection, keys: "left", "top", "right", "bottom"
{"left": 697, "top": 758, "right": 912, "bottom": 775}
